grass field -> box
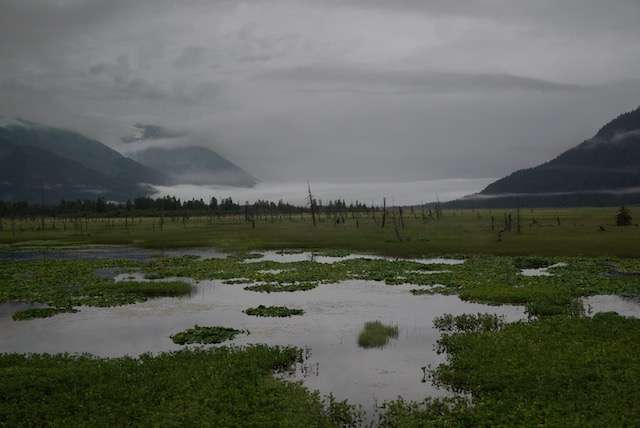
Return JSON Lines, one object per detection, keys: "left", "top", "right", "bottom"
{"left": 1, "top": 206, "right": 639, "bottom": 257}
{"left": 2, "top": 206, "right": 640, "bottom": 426}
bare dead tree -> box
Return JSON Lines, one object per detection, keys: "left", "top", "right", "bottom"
{"left": 381, "top": 197, "right": 387, "bottom": 228}
{"left": 307, "top": 181, "right": 317, "bottom": 227}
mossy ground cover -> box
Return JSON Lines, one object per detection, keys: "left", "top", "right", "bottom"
{"left": 245, "top": 305, "right": 304, "bottom": 317}
{"left": 171, "top": 325, "right": 244, "bottom": 345}
{"left": 0, "top": 259, "right": 192, "bottom": 319}
{"left": 0, "top": 345, "right": 363, "bottom": 427}
{"left": 357, "top": 321, "right": 399, "bottom": 348}
{"left": 380, "top": 313, "right": 640, "bottom": 427}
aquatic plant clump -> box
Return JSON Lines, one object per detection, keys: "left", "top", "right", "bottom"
{"left": 0, "top": 346, "right": 364, "bottom": 427}
{"left": 244, "top": 305, "right": 304, "bottom": 317}
{"left": 357, "top": 321, "right": 399, "bottom": 349}
{"left": 244, "top": 282, "right": 319, "bottom": 293}
{"left": 0, "top": 259, "right": 195, "bottom": 319}
{"left": 433, "top": 313, "right": 505, "bottom": 334}
{"left": 171, "top": 325, "right": 244, "bottom": 345}
{"left": 381, "top": 314, "right": 640, "bottom": 426}
{"left": 12, "top": 307, "right": 78, "bottom": 321}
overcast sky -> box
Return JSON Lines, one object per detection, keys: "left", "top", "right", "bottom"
{"left": 2, "top": 0, "right": 640, "bottom": 182}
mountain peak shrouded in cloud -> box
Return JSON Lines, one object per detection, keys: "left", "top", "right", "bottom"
{"left": 0, "top": 118, "right": 169, "bottom": 202}
{"left": 121, "top": 123, "right": 258, "bottom": 187}
{"left": 122, "top": 123, "right": 187, "bottom": 144}
{"left": 1, "top": 0, "right": 640, "bottom": 183}
{"left": 444, "top": 105, "right": 640, "bottom": 207}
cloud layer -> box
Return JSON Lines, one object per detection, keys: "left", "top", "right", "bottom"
{"left": 1, "top": 0, "right": 639, "bottom": 182}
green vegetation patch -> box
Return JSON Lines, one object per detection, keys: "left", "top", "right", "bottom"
{"left": 513, "top": 256, "right": 553, "bottom": 269}
{"left": 142, "top": 254, "right": 640, "bottom": 317}
{"left": 171, "top": 325, "right": 244, "bottom": 345}
{"left": 432, "top": 313, "right": 505, "bottom": 334}
{"left": 380, "top": 314, "right": 640, "bottom": 427}
{"left": 244, "top": 282, "right": 319, "bottom": 293}
{"left": 4, "top": 253, "right": 640, "bottom": 321}
{"left": 0, "top": 259, "right": 192, "bottom": 319}
{"left": 244, "top": 305, "right": 304, "bottom": 317}
{"left": 0, "top": 346, "right": 363, "bottom": 427}
{"left": 357, "top": 321, "right": 399, "bottom": 349}
{"left": 12, "top": 307, "right": 78, "bottom": 321}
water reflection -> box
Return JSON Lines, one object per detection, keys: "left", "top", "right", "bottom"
{"left": 0, "top": 279, "right": 524, "bottom": 414}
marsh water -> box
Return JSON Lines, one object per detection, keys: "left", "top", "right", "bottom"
{"left": 1, "top": 247, "right": 638, "bottom": 415}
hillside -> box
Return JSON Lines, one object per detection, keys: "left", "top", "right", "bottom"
{"left": 130, "top": 146, "right": 258, "bottom": 187}
{"left": 450, "top": 106, "right": 640, "bottom": 207}
{"left": 0, "top": 118, "right": 167, "bottom": 202}
{"left": 123, "top": 123, "right": 258, "bottom": 187}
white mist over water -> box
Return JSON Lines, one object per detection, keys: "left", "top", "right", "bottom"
{"left": 150, "top": 178, "right": 493, "bottom": 206}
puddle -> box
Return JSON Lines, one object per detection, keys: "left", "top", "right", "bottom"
{"left": 583, "top": 295, "right": 640, "bottom": 318}
{"left": 520, "top": 262, "right": 567, "bottom": 277}
{"left": 0, "top": 279, "right": 524, "bottom": 415}
{"left": 246, "top": 250, "right": 465, "bottom": 266}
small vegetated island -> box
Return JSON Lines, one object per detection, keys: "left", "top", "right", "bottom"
{"left": 244, "top": 305, "right": 304, "bottom": 317}
{"left": 170, "top": 325, "right": 244, "bottom": 345}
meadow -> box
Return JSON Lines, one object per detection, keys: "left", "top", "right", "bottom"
{"left": 0, "top": 206, "right": 639, "bottom": 426}
{"left": 0, "top": 206, "right": 639, "bottom": 257}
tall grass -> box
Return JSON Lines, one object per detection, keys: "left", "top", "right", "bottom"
{"left": 357, "top": 321, "right": 399, "bottom": 348}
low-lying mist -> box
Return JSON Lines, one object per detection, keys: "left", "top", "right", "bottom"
{"left": 150, "top": 178, "right": 493, "bottom": 206}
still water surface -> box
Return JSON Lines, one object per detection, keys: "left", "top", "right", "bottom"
{"left": 0, "top": 273, "right": 523, "bottom": 412}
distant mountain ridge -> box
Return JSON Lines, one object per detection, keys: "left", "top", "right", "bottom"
{"left": 130, "top": 146, "right": 258, "bottom": 187}
{"left": 0, "top": 118, "right": 167, "bottom": 202}
{"left": 123, "top": 123, "right": 258, "bottom": 187}
{"left": 449, "top": 106, "right": 640, "bottom": 207}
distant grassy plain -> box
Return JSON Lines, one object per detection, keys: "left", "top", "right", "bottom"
{"left": 1, "top": 207, "right": 638, "bottom": 257}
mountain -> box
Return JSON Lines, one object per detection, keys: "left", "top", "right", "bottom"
{"left": 121, "top": 123, "right": 186, "bottom": 143}
{"left": 449, "top": 106, "right": 640, "bottom": 208}
{"left": 0, "top": 118, "right": 168, "bottom": 202}
{"left": 130, "top": 146, "right": 258, "bottom": 187}
{"left": 123, "top": 123, "right": 258, "bottom": 187}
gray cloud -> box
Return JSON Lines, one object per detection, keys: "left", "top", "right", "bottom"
{"left": 1, "top": 0, "right": 639, "bottom": 185}
{"left": 173, "top": 46, "right": 207, "bottom": 69}
{"left": 259, "top": 65, "right": 581, "bottom": 94}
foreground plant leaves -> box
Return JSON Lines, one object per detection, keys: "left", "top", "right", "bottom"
{"left": 0, "top": 346, "right": 364, "bottom": 427}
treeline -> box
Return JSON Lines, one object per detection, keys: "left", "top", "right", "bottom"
{"left": 0, "top": 196, "right": 372, "bottom": 218}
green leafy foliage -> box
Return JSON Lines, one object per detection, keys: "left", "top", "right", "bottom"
{"left": 513, "top": 256, "right": 552, "bottom": 269}
{"left": 432, "top": 313, "right": 505, "bottom": 334}
{"left": 381, "top": 315, "right": 640, "bottom": 426}
{"left": 244, "top": 305, "right": 304, "bottom": 317}
{"left": 0, "top": 346, "right": 363, "bottom": 427}
{"left": 0, "top": 259, "right": 192, "bottom": 318}
{"left": 170, "top": 325, "right": 243, "bottom": 345}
